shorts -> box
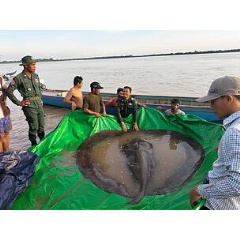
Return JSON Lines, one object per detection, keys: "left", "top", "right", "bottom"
{"left": 0, "top": 115, "right": 12, "bottom": 136}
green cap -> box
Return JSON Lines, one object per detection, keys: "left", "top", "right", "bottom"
{"left": 20, "top": 55, "right": 36, "bottom": 66}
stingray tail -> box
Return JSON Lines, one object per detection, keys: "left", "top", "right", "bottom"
{"left": 128, "top": 189, "right": 145, "bottom": 204}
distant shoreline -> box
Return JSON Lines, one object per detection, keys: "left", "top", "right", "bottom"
{"left": 1, "top": 48, "right": 240, "bottom": 64}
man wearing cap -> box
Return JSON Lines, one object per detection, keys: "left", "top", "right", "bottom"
{"left": 190, "top": 76, "right": 240, "bottom": 210}
{"left": 83, "top": 81, "right": 107, "bottom": 117}
{"left": 6, "top": 55, "right": 45, "bottom": 146}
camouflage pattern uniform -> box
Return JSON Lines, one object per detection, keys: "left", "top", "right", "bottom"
{"left": 116, "top": 96, "right": 138, "bottom": 123}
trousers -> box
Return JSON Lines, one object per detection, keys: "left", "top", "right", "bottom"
{"left": 22, "top": 106, "right": 45, "bottom": 143}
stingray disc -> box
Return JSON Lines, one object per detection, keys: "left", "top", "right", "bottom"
{"left": 77, "top": 130, "right": 205, "bottom": 203}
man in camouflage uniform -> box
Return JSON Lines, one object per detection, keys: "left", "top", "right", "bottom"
{"left": 6, "top": 55, "right": 45, "bottom": 146}
{"left": 116, "top": 86, "right": 139, "bottom": 132}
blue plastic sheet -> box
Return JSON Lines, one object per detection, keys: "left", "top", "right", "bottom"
{"left": 0, "top": 150, "right": 40, "bottom": 210}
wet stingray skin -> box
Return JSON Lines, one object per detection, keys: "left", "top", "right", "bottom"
{"left": 77, "top": 130, "right": 205, "bottom": 204}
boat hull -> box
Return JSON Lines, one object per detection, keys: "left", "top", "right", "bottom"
{"left": 41, "top": 90, "right": 221, "bottom": 123}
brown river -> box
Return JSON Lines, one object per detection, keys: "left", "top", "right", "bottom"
{"left": 8, "top": 101, "right": 70, "bottom": 150}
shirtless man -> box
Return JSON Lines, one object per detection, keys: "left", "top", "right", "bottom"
{"left": 164, "top": 99, "right": 185, "bottom": 115}
{"left": 64, "top": 76, "right": 83, "bottom": 110}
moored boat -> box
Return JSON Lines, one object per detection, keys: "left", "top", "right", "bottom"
{"left": 2, "top": 70, "right": 17, "bottom": 82}
{"left": 41, "top": 89, "right": 221, "bottom": 123}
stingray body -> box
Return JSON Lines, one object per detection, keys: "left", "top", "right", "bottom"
{"left": 122, "top": 140, "right": 156, "bottom": 204}
{"left": 77, "top": 130, "right": 205, "bottom": 204}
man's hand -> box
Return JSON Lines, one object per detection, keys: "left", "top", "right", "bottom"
{"left": 20, "top": 99, "right": 30, "bottom": 106}
{"left": 71, "top": 101, "right": 77, "bottom": 110}
{"left": 190, "top": 187, "right": 201, "bottom": 207}
{"left": 121, "top": 122, "right": 127, "bottom": 132}
{"left": 94, "top": 112, "right": 101, "bottom": 118}
{"left": 133, "top": 122, "right": 139, "bottom": 131}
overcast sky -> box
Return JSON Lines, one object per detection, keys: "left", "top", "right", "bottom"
{"left": 1, "top": 30, "right": 240, "bottom": 61}
{"left": 1, "top": 1, "right": 240, "bottom": 61}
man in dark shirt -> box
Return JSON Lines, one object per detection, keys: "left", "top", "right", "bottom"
{"left": 6, "top": 55, "right": 45, "bottom": 146}
{"left": 117, "top": 86, "right": 139, "bottom": 132}
{"left": 83, "top": 81, "right": 107, "bottom": 118}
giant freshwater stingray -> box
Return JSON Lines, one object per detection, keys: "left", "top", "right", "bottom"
{"left": 76, "top": 130, "right": 205, "bottom": 204}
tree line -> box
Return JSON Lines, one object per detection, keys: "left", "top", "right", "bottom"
{"left": 1, "top": 48, "right": 240, "bottom": 64}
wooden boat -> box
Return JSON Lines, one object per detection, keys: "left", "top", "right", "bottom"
{"left": 41, "top": 89, "right": 221, "bottom": 123}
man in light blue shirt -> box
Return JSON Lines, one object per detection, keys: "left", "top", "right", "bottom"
{"left": 190, "top": 76, "right": 240, "bottom": 210}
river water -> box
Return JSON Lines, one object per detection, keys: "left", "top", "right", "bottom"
{"left": 1, "top": 52, "right": 240, "bottom": 150}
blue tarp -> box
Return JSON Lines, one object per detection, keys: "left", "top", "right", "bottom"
{"left": 0, "top": 150, "right": 40, "bottom": 210}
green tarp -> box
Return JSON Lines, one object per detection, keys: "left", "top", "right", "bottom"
{"left": 11, "top": 108, "right": 224, "bottom": 210}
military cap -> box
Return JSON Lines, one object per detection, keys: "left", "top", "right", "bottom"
{"left": 20, "top": 55, "right": 36, "bottom": 66}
